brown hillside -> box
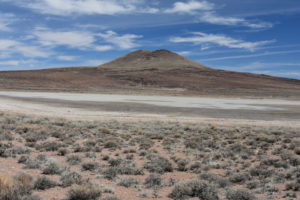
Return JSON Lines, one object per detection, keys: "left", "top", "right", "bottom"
{"left": 0, "top": 49, "right": 300, "bottom": 98}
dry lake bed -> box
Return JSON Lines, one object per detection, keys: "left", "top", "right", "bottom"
{"left": 0, "top": 91, "right": 299, "bottom": 127}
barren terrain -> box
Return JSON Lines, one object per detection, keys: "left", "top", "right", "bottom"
{"left": 1, "top": 50, "right": 300, "bottom": 98}
{"left": 0, "top": 91, "right": 299, "bottom": 127}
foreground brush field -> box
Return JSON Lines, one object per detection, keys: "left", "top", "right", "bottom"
{"left": 0, "top": 112, "right": 299, "bottom": 200}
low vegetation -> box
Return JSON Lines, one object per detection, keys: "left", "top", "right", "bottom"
{"left": 0, "top": 112, "right": 299, "bottom": 199}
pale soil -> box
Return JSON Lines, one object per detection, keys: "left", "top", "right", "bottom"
{"left": 0, "top": 91, "right": 299, "bottom": 128}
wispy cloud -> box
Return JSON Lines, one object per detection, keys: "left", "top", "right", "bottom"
{"left": 0, "top": 60, "right": 19, "bottom": 66}
{"left": 0, "top": 13, "right": 16, "bottom": 31}
{"left": 84, "top": 59, "right": 107, "bottom": 66}
{"left": 98, "top": 30, "right": 142, "bottom": 49}
{"left": 14, "top": 0, "right": 157, "bottom": 16}
{"left": 33, "top": 28, "right": 95, "bottom": 49}
{"left": 94, "top": 45, "right": 113, "bottom": 51}
{"left": 170, "top": 32, "right": 274, "bottom": 51}
{"left": 165, "top": 0, "right": 213, "bottom": 14}
{"left": 165, "top": 0, "right": 272, "bottom": 29}
{"left": 57, "top": 56, "right": 76, "bottom": 61}
{"left": 0, "top": 39, "right": 51, "bottom": 58}
{"left": 199, "top": 12, "right": 273, "bottom": 29}
{"left": 218, "top": 61, "right": 300, "bottom": 72}
{"left": 202, "top": 50, "right": 300, "bottom": 61}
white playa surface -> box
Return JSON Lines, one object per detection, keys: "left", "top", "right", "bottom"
{"left": 0, "top": 91, "right": 299, "bottom": 127}
{"left": 0, "top": 91, "right": 299, "bottom": 110}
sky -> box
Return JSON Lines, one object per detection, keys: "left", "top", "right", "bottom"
{"left": 0, "top": 0, "right": 300, "bottom": 79}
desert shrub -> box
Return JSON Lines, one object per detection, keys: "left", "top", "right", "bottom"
{"left": 36, "top": 141, "right": 63, "bottom": 152}
{"left": 144, "top": 173, "right": 163, "bottom": 188}
{"left": 117, "top": 178, "right": 139, "bottom": 188}
{"left": 189, "top": 162, "right": 201, "bottom": 172}
{"left": 294, "top": 147, "right": 300, "bottom": 155}
{"left": 103, "top": 140, "right": 119, "bottom": 149}
{"left": 247, "top": 181, "right": 259, "bottom": 190}
{"left": 60, "top": 171, "right": 83, "bottom": 187}
{"left": 82, "top": 162, "right": 99, "bottom": 171}
{"left": 116, "top": 166, "right": 144, "bottom": 175}
{"left": 0, "top": 143, "right": 16, "bottom": 158}
{"left": 226, "top": 188, "right": 256, "bottom": 200}
{"left": 125, "top": 154, "right": 134, "bottom": 160}
{"left": 199, "top": 173, "right": 229, "bottom": 188}
{"left": 108, "top": 158, "right": 122, "bottom": 167}
{"left": 102, "top": 167, "right": 117, "bottom": 180}
{"left": 249, "top": 166, "right": 272, "bottom": 178}
{"left": 67, "top": 155, "right": 82, "bottom": 165}
{"left": 144, "top": 155, "right": 173, "bottom": 174}
{"left": 34, "top": 176, "right": 57, "bottom": 190}
{"left": 15, "top": 173, "right": 34, "bottom": 194}
{"left": 66, "top": 183, "right": 101, "bottom": 200}
{"left": 18, "top": 155, "right": 30, "bottom": 164}
{"left": 102, "top": 155, "right": 110, "bottom": 160}
{"left": 42, "top": 160, "right": 65, "bottom": 175}
{"left": 58, "top": 148, "right": 69, "bottom": 156}
{"left": 85, "top": 139, "right": 97, "bottom": 147}
{"left": 85, "top": 152, "right": 97, "bottom": 158}
{"left": 102, "top": 197, "right": 120, "bottom": 200}
{"left": 23, "top": 159, "right": 41, "bottom": 169}
{"left": 139, "top": 138, "right": 154, "bottom": 150}
{"left": 169, "top": 179, "right": 219, "bottom": 200}
{"left": 285, "top": 179, "right": 300, "bottom": 191}
{"left": 0, "top": 174, "right": 37, "bottom": 200}
{"left": 229, "top": 173, "right": 247, "bottom": 184}
{"left": 176, "top": 159, "right": 189, "bottom": 171}
{"left": 281, "top": 152, "right": 300, "bottom": 166}
{"left": 139, "top": 151, "right": 147, "bottom": 156}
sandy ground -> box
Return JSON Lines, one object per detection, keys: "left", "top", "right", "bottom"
{"left": 0, "top": 91, "right": 299, "bottom": 127}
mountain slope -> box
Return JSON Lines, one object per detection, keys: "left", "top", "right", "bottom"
{"left": 100, "top": 49, "right": 210, "bottom": 71}
{"left": 0, "top": 49, "right": 300, "bottom": 98}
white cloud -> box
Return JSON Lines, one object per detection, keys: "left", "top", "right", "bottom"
{"left": 34, "top": 29, "right": 95, "bottom": 49}
{"left": 32, "top": 28, "right": 140, "bottom": 50}
{"left": 57, "top": 56, "right": 76, "bottom": 61}
{"left": 276, "top": 72, "right": 300, "bottom": 77}
{"left": 165, "top": 1, "right": 272, "bottom": 29}
{"left": 15, "top": 0, "right": 157, "bottom": 16}
{"left": 0, "top": 60, "right": 19, "bottom": 66}
{"left": 170, "top": 32, "right": 274, "bottom": 51}
{"left": 84, "top": 59, "right": 107, "bottom": 66}
{"left": 0, "top": 13, "right": 16, "bottom": 31}
{"left": 98, "top": 30, "right": 142, "bottom": 49}
{"left": 177, "top": 51, "right": 192, "bottom": 56}
{"left": 200, "top": 12, "right": 273, "bottom": 29}
{"left": 0, "top": 39, "right": 51, "bottom": 58}
{"left": 94, "top": 45, "right": 113, "bottom": 51}
{"left": 0, "top": 40, "right": 19, "bottom": 50}
{"left": 202, "top": 50, "right": 300, "bottom": 61}
{"left": 14, "top": 46, "right": 51, "bottom": 58}
{"left": 165, "top": 0, "right": 213, "bottom": 14}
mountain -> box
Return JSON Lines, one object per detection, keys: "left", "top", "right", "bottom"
{"left": 100, "top": 49, "right": 210, "bottom": 70}
{"left": 0, "top": 49, "right": 300, "bottom": 98}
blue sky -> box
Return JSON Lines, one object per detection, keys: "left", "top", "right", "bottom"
{"left": 0, "top": 0, "right": 300, "bottom": 79}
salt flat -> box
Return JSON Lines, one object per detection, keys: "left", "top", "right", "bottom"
{"left": 0, "top": 91, "right": 299, "bottom": 127}
{"left": 1, "top": 91, "right": 300, "bottom": 110}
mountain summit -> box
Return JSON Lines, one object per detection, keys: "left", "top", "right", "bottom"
{"left": 0, "top": 49, "right": 299, "bottom": 97}
{"left": 100, "top": 49, "right": 210, "bottom": 70}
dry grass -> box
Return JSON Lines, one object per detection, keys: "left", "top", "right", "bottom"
{"left": 0, "top": 112, "right": 299, "bottom": 199}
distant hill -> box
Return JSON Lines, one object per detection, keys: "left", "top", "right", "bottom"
{"left": 0, "top": 49, "right": 300, "bottom": 98}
